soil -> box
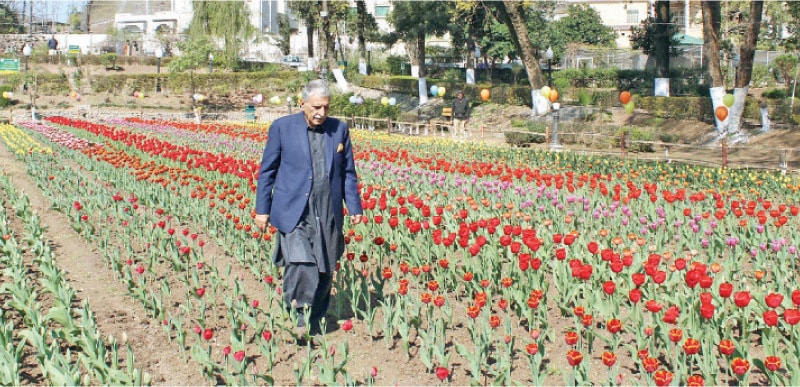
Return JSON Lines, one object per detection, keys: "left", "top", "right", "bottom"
{"left": 1, "top": 62, "right": 796, "bottom": 385}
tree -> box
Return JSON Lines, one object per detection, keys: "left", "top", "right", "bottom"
{"left": 631, "top": 1, "right": 680, "bottom": 95}
{"left": 387, "top": 1, "right": 452, "bottom": 78}
{"left": 552, "top": 4, "right": 615, "bottom": 48}
{"left": 773, "top": 54, "right": 798, "bottom": 87}
{"left": 351, "top": 1, "right": 379, "bottom": 64}
{"left": 0, "top": 2, "right": 21, "bottom": 33}
{"left": 702, "top": 0, "right": 764, "bottom": 134}
{"left": 189, "top": 0, "right": 255, "bottom": 69}
{"left": 287, "top": 1, "right": 319, "bottom": 61}
{"left": 274, "top": 13, "right": 292, "bottom": 56}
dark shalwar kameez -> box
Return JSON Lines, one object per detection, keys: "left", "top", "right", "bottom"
{"left": 276, "top": 125, "right": 343, "bottom": 328}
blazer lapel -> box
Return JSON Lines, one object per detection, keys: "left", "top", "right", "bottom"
{"left": 324, "top": 120, "right": 336, "bottom": 173}
{"left": 293, "top": 113, "right": 312, "bottom": 167}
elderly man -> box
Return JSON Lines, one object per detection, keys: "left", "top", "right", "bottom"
{"left": 255, "top": 80, "right": 363, "bottom": 335}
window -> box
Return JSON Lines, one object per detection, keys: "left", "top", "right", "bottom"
{"left": 627, "top": 10, "right": 639, "bottom": 24}
{"left": 375, "top": 5, "right": 390, "bottom": 17}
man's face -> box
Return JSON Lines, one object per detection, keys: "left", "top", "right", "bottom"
{"left": 457, "top": 93, "right": 464, "bottom": 99}
{"left": 302, "top": 95, "right": 330, "bottom": 127}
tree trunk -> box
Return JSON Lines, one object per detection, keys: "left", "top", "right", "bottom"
{"left": 497, "top": 1, "right": 547, "bottom": 115}
{"left": 306, "top": 23, "right": 314, "bottom": 62}
{"left": 356, "top": 0, "right": 367, "bottom": 60}
{"left": 703, "top": 1, "right": 727, "bottom": 131}
{"left": 728, "top": 0, "right": 763, "bottom": 135}
{"left": 416, "top": 34, "right": 426, "bottom": 78}
{"left": 654, "top": 0, "right": 671, "bottom": 96}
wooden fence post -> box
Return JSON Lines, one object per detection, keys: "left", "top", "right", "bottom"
{"left": 481, "top": 124, "right": 485, "bottom": 141}
{"left": 620, "top": 131, "right": 626, "bottom": 159}
{"left": 721, "top": 138, "right": 728, "bottom": 169}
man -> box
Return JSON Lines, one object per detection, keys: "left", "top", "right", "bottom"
{"left": 452, "top": 90, "right": 470, "bottom": 138}
{"left": 255, "top": 80, "right": 363, "bottom": 335}
{"left": 47, "top": 36, "right": 58, "bottom": 63}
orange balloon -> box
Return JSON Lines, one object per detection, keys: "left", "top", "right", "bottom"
{"left": 548, "top": 89, "right": 559, "bottom": 102}
{"left": 480, "top": 88, "right": 490, "bottom": 101}
{"left": 715, "top": 106, "right": 728, "bottom": 121}
{"left": 619, "top": 91, "right": 631, "bottom": 104}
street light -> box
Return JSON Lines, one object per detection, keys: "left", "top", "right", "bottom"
{"left": 208, "top": 52, "right": 214, "bottom": 74}
{"left": 366, "top": 45, "right": 371, "bottom": 75}
{"left": 155, "top": 47, "right": 163, "bottom": 92}
{"left": 545, "top": 46, "right": 553, "bottom": 87}
{"left": 550, "top": 102, "right": 562, "bottom": 152}
{"left": 23, "top": 44, "right": 32, "bottom": 71}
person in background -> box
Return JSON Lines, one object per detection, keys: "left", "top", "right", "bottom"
{"left": 452, "top": 90, "right": 471, "bottom": 138}
{"left": 47, "top": 35, "right": 58, "bottom": 64}
{"left": 255, "top": 79, "right": 363, "bottom": 337}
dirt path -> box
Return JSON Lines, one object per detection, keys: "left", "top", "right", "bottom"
{"left": 0, "top": 141, "right": 207, "bottom": 385}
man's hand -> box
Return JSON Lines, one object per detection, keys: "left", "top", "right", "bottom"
{"left": 255, "top": 214, "right": 270, "bottom": 231}
{"left": 350, "top": 214, "right": 363, "bottom": 225}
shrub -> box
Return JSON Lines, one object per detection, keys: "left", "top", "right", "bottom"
{"left": 504, "top": 131, "right": 546, "bottom": 146}
{"left": 762, "top": 88, "right": 789, "bottom": 99}
{"left": 615, "top": 126, "right": 655, "bottom": 152}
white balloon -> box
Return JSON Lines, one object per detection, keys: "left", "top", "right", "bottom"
{"left": 389, "top": 97, "right": 397, "bottom": 106}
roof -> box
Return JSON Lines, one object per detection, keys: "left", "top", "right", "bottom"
{"left": 675, "top": 33, "right": 704, "bottom": 46}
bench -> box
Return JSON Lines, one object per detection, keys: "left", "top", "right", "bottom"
{"left": 430, "top": 107, "right": 453, "bottom": 136}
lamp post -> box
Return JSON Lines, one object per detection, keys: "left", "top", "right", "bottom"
{"left": 23, "top": 44, "right": 32, "bottom": 72}
{"left": 155, "top": 47, "right": 163, "bottom": 92}
{"left": 208, "top": 52, "right": 214, "bottom": 74}
{"left": 550, "top": 102, "right": 562, "bottom": 152}
{"left": 366, "top": 45, "right": 371, "bottom": 75}
{"left": 545, "top": 46, "right": 553, "bottom": 87}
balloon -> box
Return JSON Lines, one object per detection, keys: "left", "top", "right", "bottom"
{"left": 197, "top": 94, "right": 206, "bottom": 102}
{"left": 723, "top": 94, "right": 735, "bottom": 107}
{"left": 624, "top": 101, "right": 635, "bottom": 113}
{"left": 715, "top": 105, "right": 728, "bottom": 121}
{"left": 356, "top": 96, "right": 363, "bottom": 105}
{"left": 253, "top": 94, "right": 263, "bottom": 104}
{"left": 438, "top": 87, "right": 446, "bottom": 96}
{"left": 541, "top": 86, "right": 551, "bottom": 98}
{"left": 548, "top": 89, "right": 559, "bottom": 103}
{"left": 619, "top": 91, "right": 631, "bottom": 104}
{"left": 75, "top": 94, "right": 81, "bottom": 101}
{"left": 270, "top": 95, "right": 281, "bottom": 105}
{"left": 349, "top": 95, "right": 357, "bottom": 104}
{"left": 381, "top": 96, "right": 389, "bottom": 106}
{"left": 430, "top": 85, "right": 438, "bottom": 96}
{"left": 388, "top": 97, "right": 397, "bottom": 106}
{"left": 6, "top": 92, "right": 12, "bottom": 99}
{"left": 133, "top": 91, "right": 139, "bottom": 98}
{"left": 480, "top": 88, "right": 490, "bottom": 101}
{"left": 2, "top": 91, "right": 8, "bottom": 99}
{"left": 139, "top": 93, "right": 145, "bottom": 99}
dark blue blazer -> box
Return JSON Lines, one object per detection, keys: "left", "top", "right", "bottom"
{"left": 256, "top": 113, "right": 363, "bottom": 234}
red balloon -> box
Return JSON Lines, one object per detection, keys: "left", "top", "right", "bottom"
{"left": 480, "top": 88, "right": 490, "bottom": 101}
{"left": 619, "top": 91, "right": 631, "bottom": 104}
{"left": 715, "top": 106, "right": 728, "bottom": 121}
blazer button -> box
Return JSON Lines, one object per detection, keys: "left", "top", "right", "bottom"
{"left": 309, "top": 176, "right": 312, "bottom": 180}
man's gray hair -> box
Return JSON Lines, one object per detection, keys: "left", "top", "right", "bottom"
{"left": 302, "top": 79, "right": 331, "bottom": 101}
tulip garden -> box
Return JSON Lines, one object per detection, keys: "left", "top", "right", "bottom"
{"left": 2, "top": 114, "right": 800, "bottom": 386}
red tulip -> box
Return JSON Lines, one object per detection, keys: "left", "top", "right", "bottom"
{"left": 564, "top": 331, "right": 579, "bottom": 345}
{"left": 645, "top": 300, "right": 663, "bottom": 313}
{"left": 792, "top": 290, "right": 800, "bottom": 306}
{"left": 196, "top": 287, "right": 205, "bottom": 297}
{"left": 683, "top": 337, "right": 700, "bottom": 355}
{"left": 629, "top": 289, "right": 642, "bottom": 303}
{"left": 686, "top": 374, "right": 705, "bottom": 386}
{"left": 653, "top": 370, "right": 673, "bottom": 386}
{"left": 601, "top": 351, "right": 617, "bottom": 367}
{"left": 764, "top": 355, "right": 781, "bottom": 372}
{"left": 525, "top": 342, "right": 539, "bottom": 355}
{"left": 433, "top": 295, "right": 445, "bottom": 308}
{"left": 642, "top": 357, "right": 660, "bottom": 373}
{"left": 606, "top": 318, "right": 622, "bottom": 334}
{"left": 233, "top": 350, "right": 246, "bottom": 362}
{"left": 733, "top": 291, "right": 751, "bottom": 308}
{"left": 668, "top": 328, "right": 683, "bottom": 343}
{"left": 764, "top": 293, "right": 784, "bottom": 308}
{"left": 763, "top": 310, "right": 779, "bottom": 326}
{"left": 202, "top": 328, "right": 214, "bottom": 340}
{"left": 718, "top": 339, "right": 735, "bottom": 356}
{"left": 222, "top": 346, "right": 231, "bottom": 356}
{"left": 435, "top": 367, "right": 449, "bottom": 381}
{"left": 566, "top": 350, "right": 583, "bottom": 366}
{"left": 602, "top": 280, "right": 616, "bottom": 295}
{"left": 341, "top": 319, "right": 354, "bottom": 331}
{"left": 783, "top": 309, "right": 800, "bottom": 325}
{"left": 262, "top": 330, "right": 272, "bottom": 341}
{"left": 719, "top": 282, "right": 733, "bottom": 298}
{"left": 700, "top": 302, "right": 715, "bottom": 319}
{"left": 730, "top": 357, "right": 750, "bottom": 375}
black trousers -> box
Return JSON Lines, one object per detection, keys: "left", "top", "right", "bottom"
{"left": 282, "top": 262, "right": 332, "bottom": 328}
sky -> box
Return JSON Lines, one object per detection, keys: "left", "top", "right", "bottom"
{"left": 12, "top": 0, "right": 85, "bottom": 23}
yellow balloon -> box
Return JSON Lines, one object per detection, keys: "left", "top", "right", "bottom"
{"left": 381, "top": 97, "right": 389, "bottom": 106}
{"left": 541, "top": 86, "right": 551, "bottom": 98}
{"left": 438, "top": 87, "right": 446, "bottom": 97}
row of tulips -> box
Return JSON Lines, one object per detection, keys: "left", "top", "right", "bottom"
{"left": 7, "top": 116, "right": 800, "bottom": 385}
{"left": 0, "top": 169, "right": 148, "bottom": 385}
